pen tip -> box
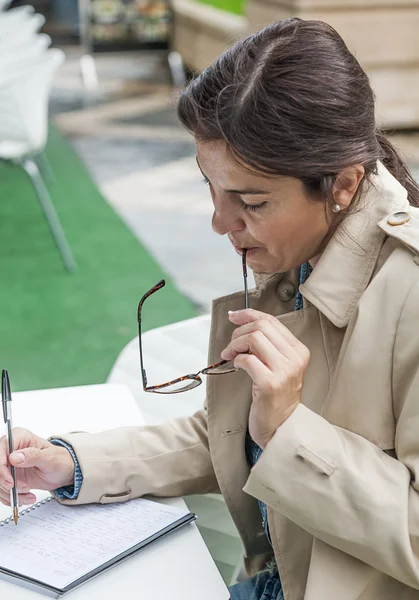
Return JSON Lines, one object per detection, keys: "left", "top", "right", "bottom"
{"left": 13, "top": 507, "right": 18, "bottom": 525}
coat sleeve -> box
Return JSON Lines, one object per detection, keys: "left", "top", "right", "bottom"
{"left": 49, "top": 408, "right": 220, "bottom": 506}
{"left": 244, "top": 278, "right": 419, "bottom": 590}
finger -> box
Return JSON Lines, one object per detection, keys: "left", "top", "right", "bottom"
{"left": 228, "top": 308, "right": 274, "bottom": 323}
{"left": 228, "top": 309, "right": 302, "bottom": 347}
{"left": 222, "top": 331, "right": 284, "bottom": 372}
{"left": 230, "top": 319, "right": 301, "bottom": 362}
{"left": 0, "top": 490, "right": 36, "bottom": 507}
{"left": 0, "top": 484, "right": 31, "bottom": 497}
{"left": 0, "top": 477, "right": 29, "bottom": 492}
{"left": 0, "top": 484, "right": 35, "bottom": 501}
{"left": 0, "top": 474, "right": 29, "bottom": 495}
{"left": 0, "top": 464, "right": 13, "bottom": 490}
{"left": 0, "top": 435, "right": 8, "bottom": 468}
{"left": 9, "top": 447, "right": 43, "bottom": 469}
{"left": 1, "top": 429, "right": 49, "bottom": 469}
{"left": 233, "top": 352, "right": 272, "bottom": 385}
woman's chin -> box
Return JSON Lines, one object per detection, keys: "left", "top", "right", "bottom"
{"left": 246, "top": 252, "right": 282, "bottom": 274}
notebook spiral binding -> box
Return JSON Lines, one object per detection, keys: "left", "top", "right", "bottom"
{"left": 0, "top": 495, "right": 54, "bottom": 526}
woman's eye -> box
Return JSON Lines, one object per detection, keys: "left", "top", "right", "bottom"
{"left": 201, "top": 177, "right": 266, "bottom": 212}
{"left": 242, "top": 201, "right": 267, "bottom": 213}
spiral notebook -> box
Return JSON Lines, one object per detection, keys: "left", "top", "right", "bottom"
{"left": 0, "top": 495, "right": 196, "bottom": 597}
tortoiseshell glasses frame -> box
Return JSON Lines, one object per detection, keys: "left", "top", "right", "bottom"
{"left": 138, "top": 250, "right": 249, "bottom": 394}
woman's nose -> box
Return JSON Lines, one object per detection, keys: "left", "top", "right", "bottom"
{"left": 212, "top": 207, "right": 245, "bottom": 236}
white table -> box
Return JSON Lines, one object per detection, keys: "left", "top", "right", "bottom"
{"left": 0, "top": 383, "right": 230, "bottom": 600}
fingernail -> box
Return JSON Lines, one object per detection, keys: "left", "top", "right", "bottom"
{"left": 11, "top": 452, "right": 25, "bottom": 464}
{"left": 228, "top": 310, "right": 242, "bottom": 315}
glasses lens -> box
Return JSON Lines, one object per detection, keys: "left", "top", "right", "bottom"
{"left": 203, "top": 361, "right": 237, "bottom": 375}
{"left": 150, "top": 378, "right": 202, "bottom": 394}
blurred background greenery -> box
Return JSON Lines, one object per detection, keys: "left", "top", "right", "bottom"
{"left": 198, "top": 0, "right": 245, "bottom": 15}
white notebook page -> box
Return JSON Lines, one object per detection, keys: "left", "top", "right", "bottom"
{"left": 0, "top": 498, "right": 190, "bottom": 590}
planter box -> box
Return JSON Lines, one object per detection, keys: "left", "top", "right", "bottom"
{"left": 172, "top": 0, "right": 247, "bottom": 72}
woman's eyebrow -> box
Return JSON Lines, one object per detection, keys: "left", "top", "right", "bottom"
{"left": 225, "top": 187, "right": 272, "bottom": 196}
{"left": 195, "top": 156, "right": 272, "bottom": 195}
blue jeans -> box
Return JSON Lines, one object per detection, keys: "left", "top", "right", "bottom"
{"left": 229, "top": 568, "right": 284, "bottom": 600}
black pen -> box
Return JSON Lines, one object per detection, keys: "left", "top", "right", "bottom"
{"left": 2, "top": 370, "right": 18, "bottom": 525}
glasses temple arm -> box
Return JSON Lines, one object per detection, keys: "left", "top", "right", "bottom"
{"left": 138, "top": 320, "right": 148, "bottom": 388}
{"left": 242, "top": 250, "right": 249, "bottom": 309}
{"left": 137, "top": 279, "right": 166, "bottom": 389}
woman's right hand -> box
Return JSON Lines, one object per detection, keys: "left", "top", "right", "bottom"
{"left": 0, "top": 428, "right": 75, "bottom": 506}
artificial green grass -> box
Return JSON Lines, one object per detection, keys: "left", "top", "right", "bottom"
{"left": 0, "top": 126, "right": 196, "bottom": 392}
{"left": 198, "top": 0, "right": 245, "bottom": 15}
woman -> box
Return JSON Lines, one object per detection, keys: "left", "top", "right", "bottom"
{"left": 2, "top": 18, "right": 419, "bottom": 600}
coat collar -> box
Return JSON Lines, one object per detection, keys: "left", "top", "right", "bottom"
{"left": 253, "top": 162, "right": 410, "bottom": 328}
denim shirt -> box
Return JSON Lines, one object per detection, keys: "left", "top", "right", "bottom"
{"left": 50, "top": 439, "right": 83, "bottom": 499}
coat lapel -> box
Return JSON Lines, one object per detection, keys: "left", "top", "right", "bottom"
{"left": 300, "top": 162, "right": 409, "bottom": 327}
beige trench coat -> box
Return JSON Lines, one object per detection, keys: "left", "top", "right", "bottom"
{"left": 53, "top": 162, "right": 419, "bottom": 600}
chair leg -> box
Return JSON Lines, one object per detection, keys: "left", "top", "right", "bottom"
{"left": 21, "top": 158, "right": 77, "bottom": 273}
{"left": 35, "top": 151, "right": 55, "bottom": 186}
{"left": 167, "top": 50, "right": 186, "bottom": 88}
{"left": 79, "top": 54, "right": 99, "bottom": 91}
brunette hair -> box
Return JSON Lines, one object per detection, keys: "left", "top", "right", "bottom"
{"left": 177, "top": 18, "right": 419, "bottom": 209}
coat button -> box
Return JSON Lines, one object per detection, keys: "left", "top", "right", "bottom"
{"left": 277, "top": 281, "right": 296, "bottom": 302}
{"left": 387, "top": 211, "right": 411, "bottom": 226}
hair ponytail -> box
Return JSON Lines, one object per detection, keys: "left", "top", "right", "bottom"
{"left": 376, "top": 133, "right": 419, "bottom": 207}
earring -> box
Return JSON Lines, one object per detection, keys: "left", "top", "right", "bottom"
{"left": 332, "top": 204, "right": 341, "bottom": 213}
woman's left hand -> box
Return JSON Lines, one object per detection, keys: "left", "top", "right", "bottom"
{"left": 221, "top": 309, "right": 311, "bottom": 449}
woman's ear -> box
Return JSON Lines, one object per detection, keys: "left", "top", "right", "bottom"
{"left": 333, "top": 165, "right": 365, "bottom": 209}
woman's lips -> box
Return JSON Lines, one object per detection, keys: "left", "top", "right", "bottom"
{"left": 231, "top": 242, "right": 259, "bottom": 256}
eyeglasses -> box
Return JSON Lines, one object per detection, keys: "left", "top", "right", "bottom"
{"left": 138, "top": 250, "right": 249, "bottom": 394}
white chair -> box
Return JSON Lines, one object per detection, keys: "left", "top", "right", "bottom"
{"left": 0, "top": 13, "right": 45, "bottom": 53}
{"left": 0, "top": 4, "right": 35, "bottom": 25}
{"left": 0, "top": 33, "right": 51, "bottom": 74}
{"left": 0, "top": 39, "right": 76, "bottom": 272}
{"left": 107, "top": 315, "right": 244, "bottom": 585}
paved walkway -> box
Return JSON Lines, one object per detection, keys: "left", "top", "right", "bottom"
{"left": 51, "top": 49, "right": 248, "bottom": 314}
